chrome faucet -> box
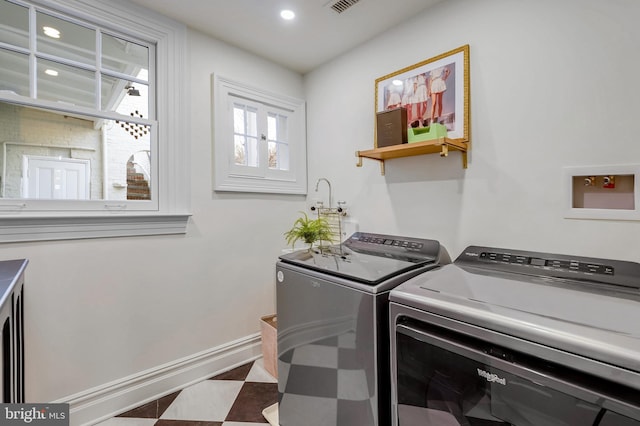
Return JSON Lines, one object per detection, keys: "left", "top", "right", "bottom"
{"left": 315, "top": 178, "right": 332, "bottom": 208}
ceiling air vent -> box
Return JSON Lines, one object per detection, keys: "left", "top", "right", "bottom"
{"left": 327, "top": 0, "right": 361, "bottom": 14}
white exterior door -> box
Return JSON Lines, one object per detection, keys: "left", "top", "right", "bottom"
{"left": 22, "top": 156, "right": 90, "bottom": 200}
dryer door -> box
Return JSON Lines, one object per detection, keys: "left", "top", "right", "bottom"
{"left": 394, "top": 320, "right": 640, "bottom": 426}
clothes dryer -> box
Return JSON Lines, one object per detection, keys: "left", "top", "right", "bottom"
{"left": 390, "top": 246, "right": 640, "bottom": 426}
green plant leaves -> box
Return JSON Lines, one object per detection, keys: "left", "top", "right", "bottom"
{"left": 284, "top": 212, "right": 336, "bottom": 249}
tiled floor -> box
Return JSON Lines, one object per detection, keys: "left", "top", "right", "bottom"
{"left": 97, "top": 358, "right": 278, "bottom": 426}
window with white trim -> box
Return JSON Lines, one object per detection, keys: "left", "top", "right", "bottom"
{"left": 213, "top": 75, "right": 306, "bottom": 195}
{"left": 0, "top": 0, "right": 189, "bottom": 242}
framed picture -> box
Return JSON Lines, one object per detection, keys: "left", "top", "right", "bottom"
{"left": 375, "top": 44, "right": 469, "bottom": 145}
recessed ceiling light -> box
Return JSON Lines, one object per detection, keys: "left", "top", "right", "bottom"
{"left": 280, "top": 9, "right": 295, "bottom": 20}
{"left": 43, "top": 26, "right": 61, "bottom": 39}
{"left": 44, "top": 69, "right": 58, "bottom": 76}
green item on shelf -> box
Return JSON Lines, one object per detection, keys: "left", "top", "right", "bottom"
{"left": 408, "top": 123, "right": 448, "bottom": 143}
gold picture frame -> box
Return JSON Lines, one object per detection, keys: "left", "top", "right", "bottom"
{"left": 374, "top": 44, "right": 470, "bottom": 146}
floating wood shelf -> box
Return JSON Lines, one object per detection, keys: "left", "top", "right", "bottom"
{"left": 356, "top": 138, "right": 468, "bottom": 175}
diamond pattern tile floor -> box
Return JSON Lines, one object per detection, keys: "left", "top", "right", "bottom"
{"left": 96, "top": 358, "right": 277, "bottom": 426}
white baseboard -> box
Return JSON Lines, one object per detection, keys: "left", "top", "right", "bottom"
{"left": 55, "top": 332, "right": 262, "bottom": 426}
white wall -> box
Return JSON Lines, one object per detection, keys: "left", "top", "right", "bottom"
{"left": 305, "top": 0, "right": 640, "bottom": 262}
{"left": 0, "top": 27, "right": 307, "bottom": 410}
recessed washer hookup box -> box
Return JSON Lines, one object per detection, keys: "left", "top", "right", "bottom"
{"left": 376, "top": 107, "right": 407, "bottom": 148}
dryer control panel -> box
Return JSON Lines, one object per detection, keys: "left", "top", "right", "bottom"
{"left": 479, "top": 251, "right": 614, "bottom": 276}
{"left": 457, "top": 246, "right": 640, "bottom": 291}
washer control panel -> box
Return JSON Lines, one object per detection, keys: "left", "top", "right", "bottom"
{"left": 344, "top": 232, "right": 443, "bottom": 262}
{"left": 351, "top": 234, "right": 425, "bottom": 250}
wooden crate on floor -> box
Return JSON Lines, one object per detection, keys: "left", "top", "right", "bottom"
{"left": 260, "top": 314, "right": 278, "bottom": 378}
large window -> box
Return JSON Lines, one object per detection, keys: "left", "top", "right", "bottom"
{"left": 0, "top": 0, "right": 154, "bottom": 205}
{"left": 0, "top": 0, "right": 189, "bottom": 241}
{"left": 213, "top": 75, "right": 306, "bottom": 194}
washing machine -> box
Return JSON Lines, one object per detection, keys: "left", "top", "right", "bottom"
{"left": 389, "top": 245, "right": 640, "bottom": 426}
{"left": 276, "top": 232, "right": 450, "bottom": 426}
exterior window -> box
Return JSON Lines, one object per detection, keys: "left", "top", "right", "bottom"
{"left": 0, "top": 0, "right": 155, "bottom": 207}
{"left": 0, "top": 0, "right": 189, "bottom": 242}
{"left": 213, "top": 75, "right": 306, "bottom": 195}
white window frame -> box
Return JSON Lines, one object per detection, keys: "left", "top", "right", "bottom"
{"left": 213, "top": 74, "right": 307, "bottom": 195}
{"left": 0, "top": 0, "right": 190, "bottom": 242}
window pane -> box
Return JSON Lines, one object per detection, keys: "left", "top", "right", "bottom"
{"left": 125, "top": 150, "right": 151, "bottom": 200}
{"left": 233, "top": 106, "right": 245, "bottom": 134}
{"left": 232, "top": 103, "right": 259, "bottom": 168}
{"left": 101, "top": 74, "right": 149, "bottom": 116}
{"left": 107, "top": 118, "right": 151, "bottom": 201}
{"left": 268, "top": 112, "right": 288, "bottom": 142}
{"left": 234, "top": 135, "right": 246, "bottom": 166}
{"left": 233, "top": 104, "right": 258, "bottom": 136}
{"left": 102, "top": 33, "right": 149, "bottom": 81}
{"left": 278, "top": 114, "right": 288, "bottom": 140}
{"left": 0, "top": 0, "right": 29, "bottom": 48}
{"left": 37, "top": 58, "right": 95, "bottom": 108}
{"left": 269, "top": 142, "right": 290, "bottom": 171}
{"left": 246, "top": 136, "right": 258, "bottom": 167}
{"left": 247, "top": 108, "right": 258, "bottom": 136}
{"left": 36, "top": 11, "right": 95, "bottom": 66}
{"left": 246, "top": 109, "right": 258, "bottom": 137}
{"left": 268, "top": 115, "right": 276, "bottom": 140}
{"left": 0, "top": 101, "right": 152, "bottom": 201}
{"left": 233, "top": 135, "right": 259, "bottom": 167}
{"left": 233, "top": 103, "right": 258, "bottom": 135}
{"left": 267, "top": 112, "right": 289, "bottom": 171}
{"left": 0, "top": 48, "right": 29, "bottom": 96}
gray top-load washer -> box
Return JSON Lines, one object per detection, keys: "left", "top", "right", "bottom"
{"left": 389, "top": 246, "right": 640, "bottom": 426}
{"left": 276, "top": 232, "right": 450, "bottom": 426}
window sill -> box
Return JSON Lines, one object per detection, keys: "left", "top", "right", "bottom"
{"left": 215, "top": 175, "right": 307, "bottom": 195}
{"left": 0, "top": 214, "right": 190, "bottom": 243}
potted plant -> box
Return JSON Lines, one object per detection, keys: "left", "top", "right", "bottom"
{"left": 284, "top": 212, "right": 335, "bottom": 251}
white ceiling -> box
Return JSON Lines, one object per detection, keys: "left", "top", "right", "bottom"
{"left": 128, "top": 0, "right": 445, "bottom": 74}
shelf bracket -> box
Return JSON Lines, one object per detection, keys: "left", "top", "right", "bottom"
{"left": 355, "top": 151, "right": 385, "bottom": 175}
{"left": 441, "top": 141, "right": 469, "bottom": 169}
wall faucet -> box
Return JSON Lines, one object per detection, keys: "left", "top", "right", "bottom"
{"left": 315, "top": 178, "right": 332, "bottom": 208}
